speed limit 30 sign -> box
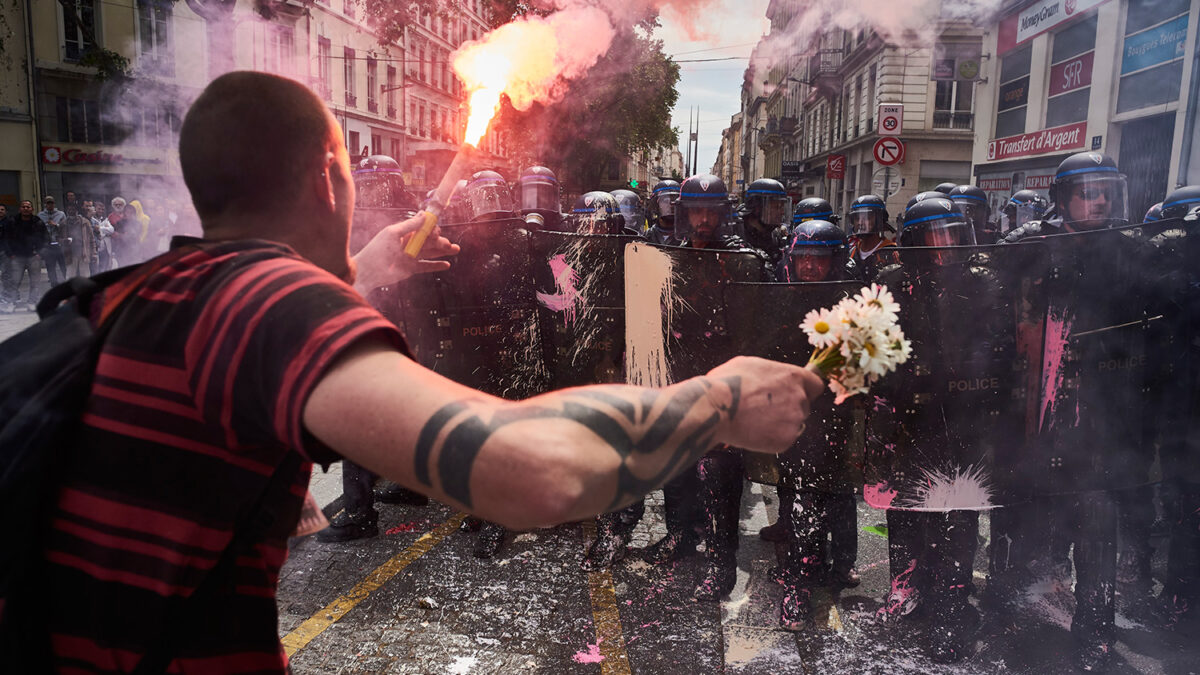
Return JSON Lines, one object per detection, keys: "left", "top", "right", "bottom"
{"left": 878, "top": 104, "right": 903, "bottom": 137}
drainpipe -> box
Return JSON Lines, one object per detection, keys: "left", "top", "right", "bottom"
{"left": 24, "top": 0, "right": 46, "bottom": 198}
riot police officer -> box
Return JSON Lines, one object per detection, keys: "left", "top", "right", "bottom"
{"left": 999, "top": 151, "right": 1137, "bottom": 671}
{"left": 949, "top": 185, "right": 994, "bottom": 244}
{"left": 1143, "top": 201, "right": 1164, "bottom": 223}
{"left": 792, "top": 197, "right": 836, "bottom": 229}
{"left": 568, "top": 191, "right": 634, "bottom": 235}
{"left": 1000, "top": 189, "right": 1048, "bottom": 235}
{"left": 775, "top": 220, "right": 862, "bottom": 630}
{"left": 517, "top": 165, "right": 563, "bottom": 230}
{"left": 897, "top": 191, "right": 947, "bottom": 231}
{"left": 610, "top": 189, "right": 647, "bottom": 234}
{"left": 872, "top": 197, "right": 986, "bottom": 662}
{"left": 740, "top": 178, "right": 791, "bottom": 266}
{"left": 845, "top": 194, "right": 898, "bottom": 282}
{"left": 645, "top": 180, "right": 682, "bottom": 245}
{"left": 465, "top": 170, "right": 517, "bottom": 222}
{"left": 933, "top": 182, "right": 958, "bottom": 195}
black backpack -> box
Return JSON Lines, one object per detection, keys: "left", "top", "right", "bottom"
{"left": 0, "top": 252, "right": 301, "bottom": 673}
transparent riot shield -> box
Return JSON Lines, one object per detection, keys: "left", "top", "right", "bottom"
{"left": 531, "top": 231, "right": 638, "bottom": 389}
{"left": 726, "top": 280, "right": 866, "bottom": 491}
{"left": 394, "top": 217, "right": 548, "bottom": 399}
{"left": 863, "top": 243, "right": 1046, "bottom": 511}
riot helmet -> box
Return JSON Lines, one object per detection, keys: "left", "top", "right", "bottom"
{"left": 353, "top": 155, "right": 416, "bottom": 210}
{"left": 610, "top": 189, "right": 646, "bottom": 233}
{"left": 933, "top": 182, "right": 958, "bottom": 195}
{"left": 442, "top": 179, "right": 471, "bottom": 224}
{"left": 675, "top": 174, "right": 732, "bottom": 243}
{"left": 792, "top": 197, "right": 834, "bottom": 227}
{"left": 1049, "top": 152, "right": 1128, "bottom": 230}
{"left": 784, "top": 219, "right": 848, "bottom": 282}
{"left": 900, "top": 197, "right": 976, "bottom": 248}
{"left": 465, "top": 170, "right": 515, "bottom": 222}
{"left": 570, "top": 191, "right": 622, "bottom": 235}
{"left": 847, "top": 194, "right": 891, "bottom": 236}
{"left": 1143, "top": 202, "right": 1164, "bottom": 223}
{"left": 905, "top": 191, "right": 945, "bottom": 212}
{"left": 517, "top": 165, "right": 560, "bottom": 218}
{"left": 948, "top": 185, "right": 991, "bottom": 241}
{"left": 1003, "top": 189, "right": 1049, "bottom": 232}
{"left": 649, "top": 180, "right": 681, "bottom": 223}
{"left": 1160, "top": 185, "right": 1200, "bottom": 220}
{"left": 744, "top": 178, "right": 791, "bottom": 229}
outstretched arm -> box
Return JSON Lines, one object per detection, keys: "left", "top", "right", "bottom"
{"left": 304, "top": 341, "right": 821, "bottom": 530}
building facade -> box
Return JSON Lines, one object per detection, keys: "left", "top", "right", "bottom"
{"left": 971, "top": 0, "right": 1200, "bottom": 221}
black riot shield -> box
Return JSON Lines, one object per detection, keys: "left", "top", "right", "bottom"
{"left": 725, "top": 281, "right": 866, "bottom": 492}
{"left": 391, "top": 218, "right": 548, "bottom": 399}
{"left": 531, "top": 231, "right": 638, "bottom": 389}
{"left": 624, "top": 242, "right": 769, "bottom": 384}
{"left": 863, "top": 243, "right": 1043, "bottom": 511}
{"left": 1014, "top": 223, "right": 1162, "bottom": 495}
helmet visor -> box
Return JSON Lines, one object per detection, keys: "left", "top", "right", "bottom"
{"left": 677, "top": 201, "right": 730, "bottom": 242}
{"left": 654, "top": 192, "right": 678, "bottom": 217}
{"left": 953, "top": 200, "right": 988, "bottom": 234}
{"left": 468, "top": 183, "right": 514, "bottom": 219}
{"left": 617, "top": 203, "right": 645, "bottom": 232}
{"left": 918, "top": 220, "right": 976, "bottom": 247}
{"left": 789, "top": 252, "right": 835, "bottom": 282}
{"left": 520, "top": 182, "right": 558, "bottom": 213}
{"left": 1059, "top": 174, "right": 1128, "bottom": 229}
{"left": 848, "top": 210, "right": 881, "bottom": 236}
{"left": 759, "top": 196, "right": 791, "bottom": 228}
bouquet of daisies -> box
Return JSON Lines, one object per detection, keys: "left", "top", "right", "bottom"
{"left": 801, "top": 284, "right": 912, "bottom": 403}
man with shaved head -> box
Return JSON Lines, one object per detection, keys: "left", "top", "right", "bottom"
{"left": 9, "top": 72, "right": 822, "bottom": 672}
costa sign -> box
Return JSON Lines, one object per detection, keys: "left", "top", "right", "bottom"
{"left": 998, "top": 0, "right": 1111, "bottom": 55}
{"left": 42, "top": 147, "right": 125, "bottom": 165}
{"left": 986, "top": 121, "right": 1087, "bottom": 161}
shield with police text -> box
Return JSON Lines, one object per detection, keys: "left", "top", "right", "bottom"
{"left": 531, "top": 231, "right": 638, "bottom": 389}
{"left": 861, "top": 243, "right": 1045, "bottom": 511}
{"left": 1021, "top": 223, "right": 1159, "bottom": 494}
{"left": 725, "top": 280, "right": 866, "bottom": 491}
{"left": 395, "top": 218, "right": 548, "bottom": 399}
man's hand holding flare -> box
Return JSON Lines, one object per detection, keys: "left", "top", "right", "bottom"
{"left": 352, "top": 212, "right": 461, "bottom": 296}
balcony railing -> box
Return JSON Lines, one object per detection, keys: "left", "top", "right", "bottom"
{"left": 345, "top": 93, "right": 357, "bottom": 107}
{"left": 933, "top": 111, "right": 974, "bottom": 130}
{"left": 367, "top": 100, "right": 378, "bottom": 113}
{"left": 388, "top": 105, "right": 397, "bottom": 118}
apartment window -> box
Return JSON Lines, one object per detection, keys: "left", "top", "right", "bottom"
{"left": 137, "top": 0, "right": 172, "bottom": 74}
{"left": 409, "top": 102, "right": 418, "bottom": 134}
{"left": 996, "top": 45, "right": 1031, "bottom": 138}
{"left": 344, "top": 47, "right": 357, "bottom": 106}
{"left": 266, "top": 25, "right": 294, "bottom": 75}
{"left": 386, "top": 66, "right": 397, "bottom": 117}
{"left": 371, "top": 133, "right": 382, "bottom": 155}
{"left": 55, "top": 96, "right": 103, "bottom": 144}
{"left": 367, "top": 57, "right": 378, "bottom": 112}
{"left": 440, "top": 110, "right": 448, "bottom": 141}
{"left": 390, "top": 138, "right": 402, "bottom": 160}
{"left": 934, "top": 80, "right": 974, "bottom": 129}
{"left": 867, "top": 64, "right": 877, "bottom": 131}
{"left": 1046, "top": 16, "right": 1095, "bottom": 125}
{"left": 418, "top": 46, "right": 426, "bottom": 83}
{"left": 419, "top": 102, "right": 427, "bottom": 137}
{"left": 61, "top": 0, "right": 99, "bottom": 62}
{"left": 344, "top": 0, "right": 354, "bottom": 18}
{"left": 432, "top": 50, "right": 440, "bottom": 89}
{"left": 349, "top": 131, "right": 361, "bottom": 158}
{"left": 441, "top": 50, "right": 449, "bottom": 91}
{"left": 317, "top": 37, "right": 332, "bottom": 99}
{"left": 1117, "top": 0, "right": 1189, "bottom": 112}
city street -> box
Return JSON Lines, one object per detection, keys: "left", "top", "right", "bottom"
{"left": 279, "top": 479, "right": 1200, "bottom": 674}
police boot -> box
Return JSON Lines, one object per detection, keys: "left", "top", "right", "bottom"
{"left": 694, "top": 454, "right": 742, "bottom": 601}
{"left": 779, "top": 584, "right": 814, "bottom": 631}
{"left": 460, "top": 515, "right": 483, "bottom": 533}
{"left": 473, "top": 522, "right": 506, "bottom": 559}
{"left": 828, "top": 493, "right": 860, "bottom": 589}
{"left": 316, "top": 508, "right": 379, "bottom": 542}
{"left": 923, "top": 511, "right": 980, "bottom": 664}
{"left": 877, "top": 509, "right": 924, "bottom": 624}
{"left": 582, "top": 516, "right": 630, "bottom": 571}
{"left": 1071, "top": 494, "right": 1118, "bottom": 672}
{"left": 374, "top": 481, "right": 429, "bottom": 506}
{"left": 645, "top": 470, "right": 703, "bottom": 565}
{"left": 1160, "top": 483, "right": 1200, "bottom": 629}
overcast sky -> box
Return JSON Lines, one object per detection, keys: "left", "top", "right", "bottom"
{"left": 656, "top": 0, "right": 771, "bottom": 176}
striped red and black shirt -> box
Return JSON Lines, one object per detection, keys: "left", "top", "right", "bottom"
{"left": 45, "top": 238, "right": 404, "bottom": 673}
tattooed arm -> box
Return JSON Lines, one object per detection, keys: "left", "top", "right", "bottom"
{"left": 304, "top": 339, "right": 822, "bottom": 530}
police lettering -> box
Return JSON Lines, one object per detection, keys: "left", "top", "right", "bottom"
{"left": 948, "top": 377, "right": 1001, "bottom": 392}
{"left": 463, "top": 324, "right": 503, "bottom": 337}
{"left": 1097, "top": 355, "right": 1145, "bottom": 371}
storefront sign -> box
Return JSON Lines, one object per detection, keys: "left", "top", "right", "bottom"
{"left": 998, "top": 0, "right": 1111, "bottom": 55}
{"left": 782, "top": 160, "right": 802, "bottom": 178}
{"left": 1121, "top": 14, "right": 1188, "bottom": 75}
{"left": 998, "top": 76, "right": 1030, "bottom": 111}
{"left": 1049, "top": 51, "right": 1094, "bottom": 95}
{"left": 826, "top": 154, "right": 846, "bottom": 180}
{"left": 986, "top": 121, "right": 1088, "bottom": 161}
{"left": 1025, "top": 174, "right": 1054, "bottom": 189}
{"left": 979, "top": 177, "right": 1012, "bottom": 192}
{"left": 43, "top": 146, "right": 125, "bottom": 165}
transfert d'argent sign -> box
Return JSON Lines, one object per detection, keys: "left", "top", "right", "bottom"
{"left": 998, "top": 0, "right": 1112, "bottom": 55}
{"left": 986, "top": 121, "right": 1088, "bottom": 161}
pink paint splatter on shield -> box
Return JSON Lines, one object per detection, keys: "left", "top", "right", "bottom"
{"left": 1039, "top": 312, "right": 1072, "bottom": 430}
{"left": 536, "top": 255, "right": 582, "bottom": 326}
{"left": 864, "top": 482, "right": 898, "bottom": 509}
{"left": 572, "top": 640, "right": 604, "bottom": 663}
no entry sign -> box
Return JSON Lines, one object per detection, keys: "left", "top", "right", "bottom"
{"left": 873, "top": 137, "right": 904, "bottom": 166}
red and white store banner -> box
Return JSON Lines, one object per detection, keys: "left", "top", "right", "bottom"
{"left": 998, "top": 0, "right": 1112, "bottom": 55}
{"left": 986, "top": 121, "right": 1088, "bottom": 162}
{"left": 1048, "top": 51, "right": 1094, "bottom": 95}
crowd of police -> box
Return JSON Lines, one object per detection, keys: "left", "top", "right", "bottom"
{"left": 329, "top": 151, "right": 1200, "bottom": 672}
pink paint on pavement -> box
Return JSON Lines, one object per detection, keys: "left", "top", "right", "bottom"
{"left": 864, "top": 482, "right": 898, "bottom": 509}
{"left": 1039, "top": 312, "right": 1072, "bottom": 430}
{"left": 384, "top": 522, "right": 420, "bottom": 535}
{"left": 536, "top": 255, "right": 583, "bottom": 326}
{"left": 572, "top": 640, "right": 604, "bottom": 664}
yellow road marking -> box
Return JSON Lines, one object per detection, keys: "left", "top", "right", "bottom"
{"left": 281, "top": 513, "right": 466, "bottom": 657}
{"left": 581, "top": 521, "right": 633, "bottom": 675}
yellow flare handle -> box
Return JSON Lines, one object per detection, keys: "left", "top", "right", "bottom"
{"left": 403, "top": 211, "right": 439, "bottom": 259}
